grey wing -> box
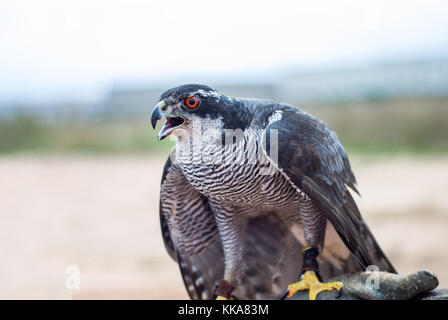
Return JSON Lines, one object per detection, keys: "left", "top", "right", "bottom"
{"left": 261, "top": 106, "right": 396, "bottom": 273}
{"left": 160, "top": 150, "right": 308, "bottom": 299}
{"left": 159, "top": 151, "right": 223, "bottom": 299}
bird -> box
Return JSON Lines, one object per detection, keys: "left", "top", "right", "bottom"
{"left": 151, "top": 84, "right": 396, "bottom": 300}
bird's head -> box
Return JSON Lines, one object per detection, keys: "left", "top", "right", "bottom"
{"left": 151, "top": 84, "right": 246, "bottom": 141}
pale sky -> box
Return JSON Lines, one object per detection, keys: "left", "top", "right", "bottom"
{"left": 1, "top": 0, "right": 448, "bottom": 103}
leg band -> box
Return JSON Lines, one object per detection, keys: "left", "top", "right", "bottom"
{"left": 301, "top": 246, "right": 321, "bottom": 276}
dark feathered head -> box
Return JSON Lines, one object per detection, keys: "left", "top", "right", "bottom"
{"left": 151, "top": 84, "right": 248, "bottom": 140}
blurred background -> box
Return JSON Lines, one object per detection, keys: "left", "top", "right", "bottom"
{"left": 0, "top": 0, "right": 447, "bottom": 299}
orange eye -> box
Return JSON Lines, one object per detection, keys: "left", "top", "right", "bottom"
{"left": 184, "top": 96, "right": 200, "bottom": 109}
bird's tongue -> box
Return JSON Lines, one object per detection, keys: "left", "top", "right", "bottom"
{"left": 158, "top": 117, "right": 185, "bottom": 140}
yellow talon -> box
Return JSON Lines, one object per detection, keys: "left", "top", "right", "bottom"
{"left": 286, "top": 270, "right": 343, "bottom": 300}
{"left": 216, "top": 296, "right": 234, "bottom": 300}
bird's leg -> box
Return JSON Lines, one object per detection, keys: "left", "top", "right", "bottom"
{"left": 215, "top": 280, "right": 236, "bottom": 300}
{"left": 281, "top": 206, "right": 343, "bottom": 300}
{"left": 210, "top": 203, "right": 247, "bottom": 300}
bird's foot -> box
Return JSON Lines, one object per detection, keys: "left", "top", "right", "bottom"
{"left": 284, "top": 270, "right": 343, "bottom": 300}
{"left": 216, "top": 295, "right": 235, "bottom": 300}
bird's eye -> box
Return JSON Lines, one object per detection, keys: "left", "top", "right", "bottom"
{"left": 184, "top": 96, "right": 200, "bottom": 109}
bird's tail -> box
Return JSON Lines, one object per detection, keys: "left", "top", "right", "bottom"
{"left": 342, "top": 192, "right": 397, "bottom": 273}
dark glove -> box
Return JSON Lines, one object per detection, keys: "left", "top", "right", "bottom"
{"left": 287, "top": 270, "right": 448, "bottom": 300}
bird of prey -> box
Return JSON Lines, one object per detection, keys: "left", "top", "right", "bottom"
{"left": 151, "top": 84, "right": 396, "bottom": 300}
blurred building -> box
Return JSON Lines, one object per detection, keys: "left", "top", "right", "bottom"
{"left": 279, "top": 59, "right": 448, "bottom": 104}
{"left": 5, "top": 59, "right": 445, "bottom": 120}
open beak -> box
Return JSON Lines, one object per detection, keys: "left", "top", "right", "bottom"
{"left": 151, "top": 100, "right": 186, "bottom": 141}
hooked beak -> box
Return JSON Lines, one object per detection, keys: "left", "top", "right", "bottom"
{"left": 151, "top": 100, "right": 164, "bottom": 129}
{"left": 151, "top": 100, "right": 186, "bottom": 141}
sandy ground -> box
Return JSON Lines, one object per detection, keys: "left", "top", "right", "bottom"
{"left": 0, "top": 154, "right": 447, "bottom": 299}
